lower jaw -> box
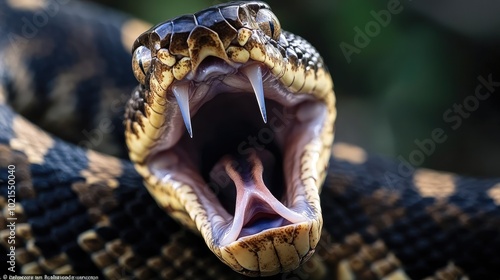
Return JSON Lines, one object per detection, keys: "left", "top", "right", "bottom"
{"left": 142, "top": 134, "right": 326, "bottom": 277}
{"left": 218, "top": 220, "right": 320, "bottom": 277}
{"left": 143, "top": 155, "right": 324, "bottom": 271}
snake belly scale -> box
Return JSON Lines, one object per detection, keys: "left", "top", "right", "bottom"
{"left": 0, "top": 1, "right": 500, "bottom": 279}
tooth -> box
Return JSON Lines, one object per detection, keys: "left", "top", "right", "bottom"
{"left": 242, "top": 65, "right": 267, "bottom": 123}
{"left": 172, "top": 83, "right": 193, "bottom": 138}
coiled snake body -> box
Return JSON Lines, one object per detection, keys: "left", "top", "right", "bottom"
{"left": 1, "top": 1, "right": 500, "bottom": 279}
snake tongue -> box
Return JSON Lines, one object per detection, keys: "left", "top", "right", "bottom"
{"left": 219, "top": 152, "right": 306, "bottom": 246}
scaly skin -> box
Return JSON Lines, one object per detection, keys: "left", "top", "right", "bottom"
{"left": 0, "top": 1, "right": 499, "bottom": 279}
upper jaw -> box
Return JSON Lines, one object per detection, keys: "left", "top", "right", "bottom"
{"left": 147, "top": 60, "right": 314, "bottom": 153}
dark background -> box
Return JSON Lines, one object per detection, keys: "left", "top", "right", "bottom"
{"left": 95, "top": 0, "right": 500, "bottom": 177}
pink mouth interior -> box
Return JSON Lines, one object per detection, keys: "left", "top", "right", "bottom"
{"left": 215, "top": 151, "right": 307, "bottom": 246}
{"left": 147, "top": 62, "right": 327, "bottom": 246}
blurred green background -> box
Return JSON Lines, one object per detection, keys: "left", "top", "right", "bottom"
{"left": 96, "top": 0, "right": 500, "bottom": 177}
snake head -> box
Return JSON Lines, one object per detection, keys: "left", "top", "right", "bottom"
{"left": 126, "top": 1, "right": 336, "bottom": 276}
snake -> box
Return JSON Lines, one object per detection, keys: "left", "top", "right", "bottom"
{"left": 0, "top": 0, "right": 499, "bottom": 279}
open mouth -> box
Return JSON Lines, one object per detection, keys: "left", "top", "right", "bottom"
{"left": 146, "top": 59, "right": 328, "bottom": 246}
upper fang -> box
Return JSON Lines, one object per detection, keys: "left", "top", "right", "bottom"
{"left": 242, "top": 64, "right": 267, "bottom": 123}
{"left": 172, "top": 83, "right": 193, "bottom": 138}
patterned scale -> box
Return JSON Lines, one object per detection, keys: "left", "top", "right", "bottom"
{"left": 0, "top": 1, "right": 500, "bottom": 279}
{"left": 322, "top": 149, "right": 500, "bottom": 279}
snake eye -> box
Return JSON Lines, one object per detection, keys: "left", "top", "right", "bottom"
{"left": 256, "top": 9, "right": 281, "bottom": 41}
{"left": 132, "top": 45, "right": 152, "bottom": 85}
